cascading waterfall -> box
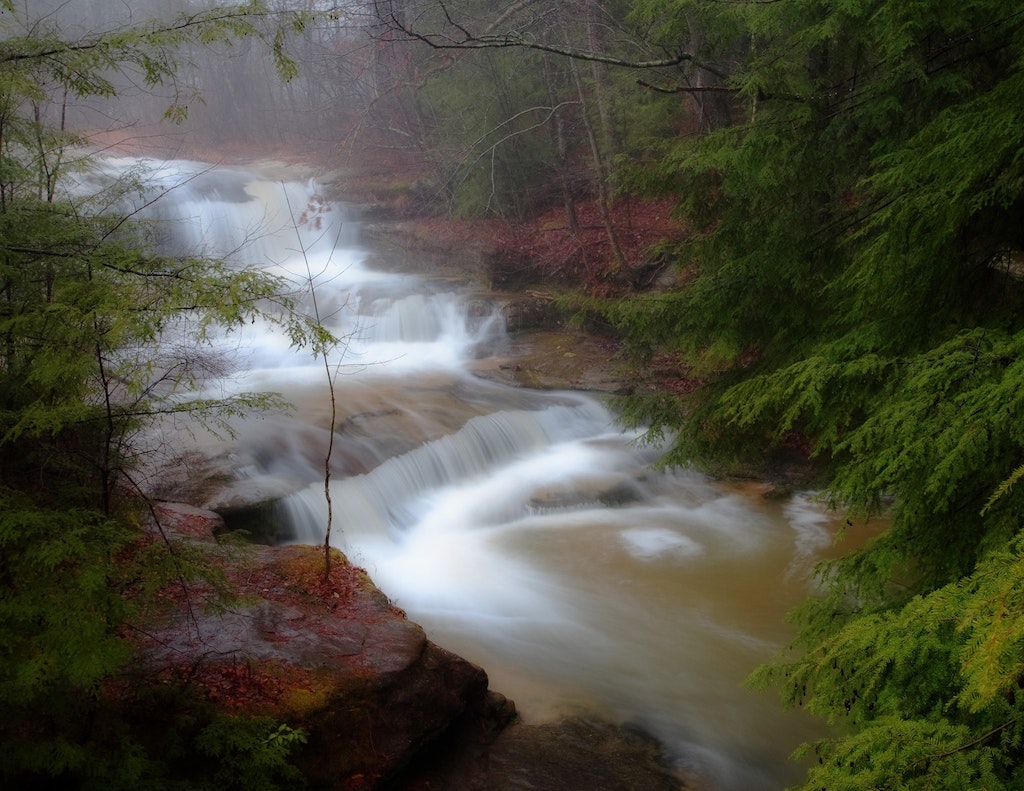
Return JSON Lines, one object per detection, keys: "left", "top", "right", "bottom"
{"left": 105, "top": 155, "right": 854, "bottom": 791}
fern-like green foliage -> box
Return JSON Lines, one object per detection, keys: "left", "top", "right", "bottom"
{"left": 751, "top": 535, "right": 1024, "bottom": 790}
{"left": 0, "top": 4, "right": 319, "bottom": 787}
{"left": 0, "top": 491, "right": 132, "bottom": 707}
{"left": 619, "top": 0, "right": 1024, "bottom": 787}
{"left": 191, "top": 719, "right": 308, "bottom": 791}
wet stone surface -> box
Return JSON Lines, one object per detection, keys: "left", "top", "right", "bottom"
{"left": 388, "top": 714, "right": 689, "bottom": 791}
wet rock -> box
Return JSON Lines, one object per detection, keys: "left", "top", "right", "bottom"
{"left": 208, "top": 496, "right": 297, "bottom": 544}
{"left": 134, "top": 541, "right": 491, "bottom": 788}
{"left": 388, "top": 715, "right": 687, "bottom": 791}
{"left": 473, "top": 329, "right": 630, "bottom": 394}
{"left": 529, "top": 477, "right": 643, "bottom": 510}
{"left": 500, "top": 296, "right": 564, "bottom": 332}
{"left": 297, "top": 640, "right": 491, "bottom": 789}
{"left": 130, "top": 518, "right": 694, "bottom": 790}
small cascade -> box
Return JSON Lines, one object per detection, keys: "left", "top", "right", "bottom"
{"left": 81, "top": 156, "right": 506, "bottom": 378}
{"left": 282, "top": 396, "right": 625, "bottom": 544}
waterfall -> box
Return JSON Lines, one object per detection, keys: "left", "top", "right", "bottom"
{"left": 110, "top": 155, "right": 852, "bottom": 791}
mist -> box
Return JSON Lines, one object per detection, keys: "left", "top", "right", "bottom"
{"left": 7, "top": 0, "right": 390, "bottom": 161}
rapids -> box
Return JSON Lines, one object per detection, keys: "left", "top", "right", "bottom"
{"left": 103, "top": 156, "right": 856, "bottom": 790}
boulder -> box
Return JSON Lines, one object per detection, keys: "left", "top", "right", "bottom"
{"left": 134, "top": 541, "right": 493, "bottom": 788}
{"left": 389, "top": 715, "right": 687, "bottom": 791}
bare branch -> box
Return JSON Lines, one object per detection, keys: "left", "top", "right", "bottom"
{"left": 637, "top": 79, "right": 738, "bottom": 95}
{"left": 371, "top": 0, "right": 691, "bottom": 69}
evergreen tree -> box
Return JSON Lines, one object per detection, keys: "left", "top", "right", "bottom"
{"left": 0, "top": 2, "right": 318, "bottom": 785}
{"left": 613, "top": 0, "right": 1024, "bottom": 786}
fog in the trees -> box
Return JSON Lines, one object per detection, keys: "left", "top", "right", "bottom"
{"left": 7, "top": 0, "right": 384, "bottom": 155}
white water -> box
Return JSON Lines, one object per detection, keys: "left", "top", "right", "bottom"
{"left": 109, "top": 157, "right": 858, "bottom": 790}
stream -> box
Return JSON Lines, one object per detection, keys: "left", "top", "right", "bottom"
{"left": 101, "top": 156, "right": 855, "bottom": 790}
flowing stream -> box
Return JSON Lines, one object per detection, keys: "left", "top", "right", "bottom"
{"left": 103, "top": 157, "right": 859, "bottom": 790}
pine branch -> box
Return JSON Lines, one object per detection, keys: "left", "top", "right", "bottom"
{"left": 981, "top": 463, "right": 1024, "bottom": 515}
{"left": 919, "top": 716, "right": 1021, "bottom": 765}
